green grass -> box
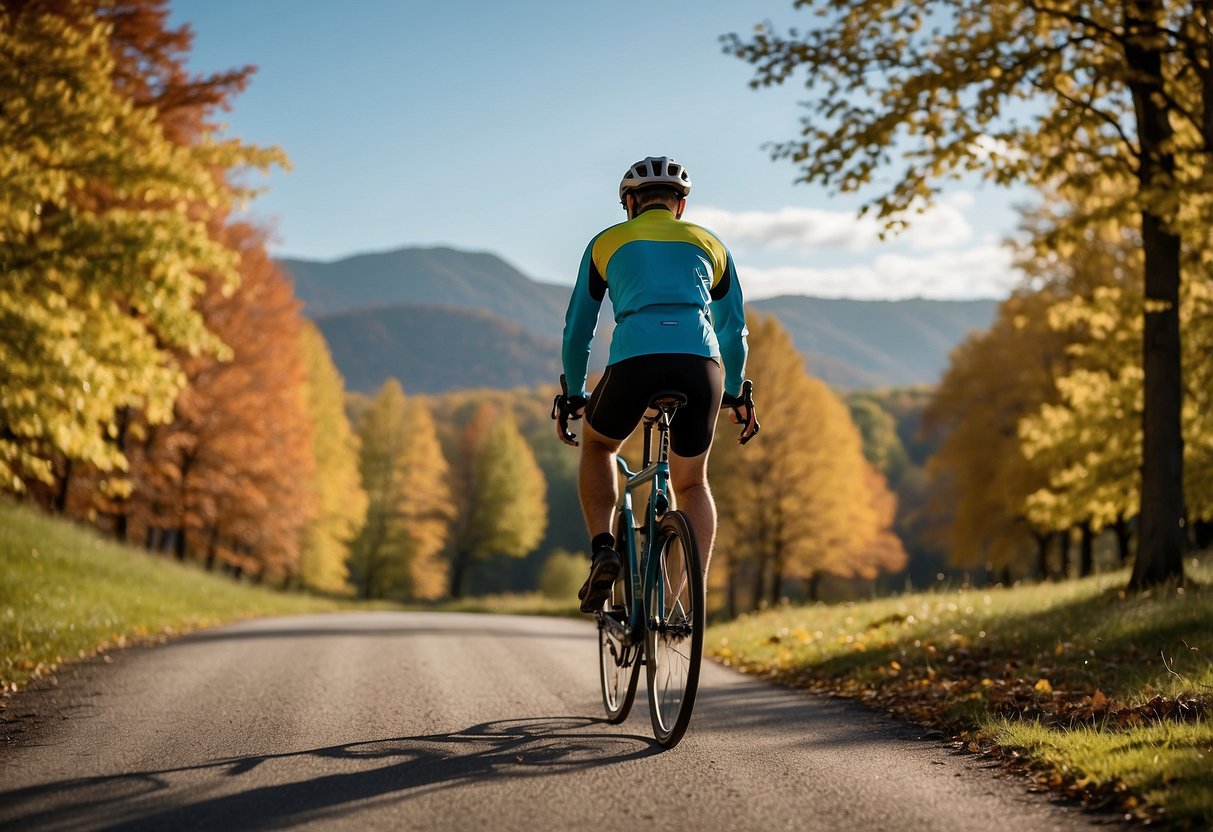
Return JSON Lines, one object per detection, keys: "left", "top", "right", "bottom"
{"left": 1, "top": 500, "right": 343, "bottom": 692}
{"left": 707, "top": 560, "right": 1213, "bottom": 827}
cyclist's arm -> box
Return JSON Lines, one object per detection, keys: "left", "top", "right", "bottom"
{"left": 710, "top": 250, "right": 748, "bottom": 398}
{"left": 561, "top": 239, "right": 606, "bottom": 399}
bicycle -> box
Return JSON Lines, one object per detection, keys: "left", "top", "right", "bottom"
{"left": 553, "top": 379, "right": 758, "bottom": 748}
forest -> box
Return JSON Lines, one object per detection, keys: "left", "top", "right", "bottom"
{"left": 5, "top": 0, "right": 1212, "bottom": 618}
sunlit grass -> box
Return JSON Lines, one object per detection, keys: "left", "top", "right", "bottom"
{"left": 1, "top": 500, "right": 343, "bottom": 691}
{"left": 707, "top": 558, "right": 1213, "bottom": 826}
{"left": 996, "top": 718, "right": 1213, "bottom": 824}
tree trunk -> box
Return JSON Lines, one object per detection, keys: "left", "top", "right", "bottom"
{"left": 54, "top": 458, "right": 73, "bottom": 514}
{"left": 1125, "top": 0, "right": 1186, "bottom": 590}
{"left": 1113, "top": 515, "right": 1133, "bottom": 565}
{"left": 1057, "top": 531, "right": 1071, "bottom": 581}
{"left": 174, "top": 524, "right": 187, "bottom": 561}
{"left": 1079, "top": 521, "right": 1095, "bottom": 578}
{"left": 806, "top": 571, "right": 823, "bottom": 603}
{"left": 1033, "top": 531, "right": 1052, "bottom": 580}
{"left": 449, "top": 548, "right": 471, "bottom": 599}
{"left": 204, "top": 526, "right": 220, "bottom": 571}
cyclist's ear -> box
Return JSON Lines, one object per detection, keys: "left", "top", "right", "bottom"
{"left": 675, "top": 197, "right": 686, "bottom": 219}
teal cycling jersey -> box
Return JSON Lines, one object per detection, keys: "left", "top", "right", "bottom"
{"left": 561, "top": 206, "right": 749, "bottom": 399}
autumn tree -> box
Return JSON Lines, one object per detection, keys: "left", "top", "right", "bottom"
{"left": 297, "top": 322, "right": 367, "bottom": 593}
{"left": 121, "top": 222, "right": 315, "bottom": 581}
{"left": 0, "top": 5, "right": 236, "bottom": 493}
{"left": 923, "top": 290, "right": 1071, "bottom": 576}
{"left": 447, "top": 404, "right": 547, "bottom": 598}
{"left": 350, "top": 380, "right": 453, "bottom": 600}
{"left": 1020, "top": 250, "right": 1213, "bottom": 561}
{"left": 710, "top": 313, "right": 884, "bottom": 614}
{"left": 726, "top": 0, "right": 1213, "bottom": 588}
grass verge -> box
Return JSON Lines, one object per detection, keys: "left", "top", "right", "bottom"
{"left": 1, "top": 501, "right": 344, "bottom": 693}
{"left": 706, "top": 560, "right": 1213, "bottom": 828}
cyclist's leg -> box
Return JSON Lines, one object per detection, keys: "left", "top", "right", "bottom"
{"left": 669, "top": 449, "right": 715, "bottom": 577}
{"left": 665, "top": 356, "right": 724, "bottom": 579}
{"left": 581, "top": 358, "right": 649, "bottom": 541}
{"left": 578, "top": 419, "right": 623, "bottom": 542}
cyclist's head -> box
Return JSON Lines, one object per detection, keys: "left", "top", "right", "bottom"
{"left": 619, "top": 156, "right": 691, "bottom": 218}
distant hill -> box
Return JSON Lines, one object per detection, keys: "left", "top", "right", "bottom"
{"left": 315, "top": 303, "right": 561, "bottom": 395}
{"left": 281, "top": 246, "right": 998, "bottom": 393}
{"left": 280, "top": 246, "right": 569, "bottom": 340}
{"left": 750, "top": 296, "right": 997, "bottom": 389}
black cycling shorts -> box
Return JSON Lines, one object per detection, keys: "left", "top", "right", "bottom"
{"left": 585, "top": 353, "right": 724, "bottom": 457}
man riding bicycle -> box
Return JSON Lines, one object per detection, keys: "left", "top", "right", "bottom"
{"left": 554, "top": 155, "right": 758, "bottom": 613}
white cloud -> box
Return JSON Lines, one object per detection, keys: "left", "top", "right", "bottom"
{"left": 687, "top": 193, "right": 977, "bottom": 254}
{"left": 737, "top": 244, "right": 1020, "bottom": 301}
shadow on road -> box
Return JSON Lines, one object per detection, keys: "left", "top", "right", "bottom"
{"left": 0, "top": 716, "right": 660, "bottom": 831}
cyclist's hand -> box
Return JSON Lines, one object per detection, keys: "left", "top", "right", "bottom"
{"left": 721, "top": 380, "right": 760, "bottom": 445}
{"left": 551, "top": 374, "right": 588, "bottom": 447}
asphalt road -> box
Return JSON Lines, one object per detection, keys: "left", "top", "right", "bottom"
{"left": 0, "top": 612, "right": 1107, "bottom": 831}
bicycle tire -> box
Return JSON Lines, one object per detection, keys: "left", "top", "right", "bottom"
{"left": 598, "top": 512, "right": 641, "bottom": 723}
{"left": 644, "top": 510, "right": 704, "bottom": 748}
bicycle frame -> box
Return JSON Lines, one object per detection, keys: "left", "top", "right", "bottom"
{"left": 599, "top": 407, "right": 676, "bottom": 648}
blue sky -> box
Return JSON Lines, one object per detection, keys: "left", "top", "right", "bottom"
{"left": 170, "top": 0, "right": 1029, "bottom": 300}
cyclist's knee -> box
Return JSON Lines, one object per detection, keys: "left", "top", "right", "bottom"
{"left": 669, "top": 451, "right": 709, "bottom": 490}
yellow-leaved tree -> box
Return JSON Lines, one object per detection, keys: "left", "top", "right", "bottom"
{"left": 710, "top": 313, "right": 891, "bottom": 614}
{"left": 923, "top": 290, "right": 1070, "bottom": 577}
{"left": 726, "top": 0, "right": 1213, "bottom": 588}
{"left": 350, "top": 380, "right": 453, "bottom": 600}
{"left": 298, "top": 322, "right": 368, "bottom": 593}
{"left": 0, "top": 7, "right": 246, "bottom": 492}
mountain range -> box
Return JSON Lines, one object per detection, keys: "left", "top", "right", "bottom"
{"left": 278, "top": 246, "right": 998, "bottom": 395}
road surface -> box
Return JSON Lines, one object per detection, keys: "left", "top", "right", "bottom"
{"left": 0, "top": 612, "right": 1105, "bottom": 831}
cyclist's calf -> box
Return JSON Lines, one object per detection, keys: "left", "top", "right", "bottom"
{"left": 668, "top": 450, "right": 716, "bottom": 575}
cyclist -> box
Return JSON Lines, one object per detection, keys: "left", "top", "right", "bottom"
{"left": 555, "top": 155, "right": 757, "bottom": 613}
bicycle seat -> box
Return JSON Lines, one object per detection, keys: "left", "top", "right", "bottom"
{"left": 648, "top": 390, "right": 688, "bottom": 411}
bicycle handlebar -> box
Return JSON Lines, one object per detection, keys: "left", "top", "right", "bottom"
{"left": 552, "top": 375, "right": 759, "bottom": 447}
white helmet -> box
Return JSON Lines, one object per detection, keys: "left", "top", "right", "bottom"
{"left": 618, "top": 156, "right": 692, "bottom": 202}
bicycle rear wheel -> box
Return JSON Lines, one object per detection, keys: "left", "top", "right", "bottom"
{"left": 644, "top": 510, "right": 704, "bottom": 748}
{"left": 598, "top": 512, "right": 641, "bottom": 723}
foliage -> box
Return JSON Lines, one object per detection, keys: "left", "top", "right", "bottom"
{"left": 0, "top": 7, "right": 240, "bottom": 490}
{"left": 726, "top": 0, "right": 1213, "bottom": 587}
{"left": 847, "top": 394, "right": 912, "bottom": 485}
{"left": 447, "top": 404, "right": 548, "bottom": 598}
{"left": 707, "top": 558, "right": 1213, "bottom": 826}
{"left": 0, "top": 500, "right": 340, "bottom": 692}
{"left": 1019, "top": 253, "right": 1213, "bottom": 533}
{"left": 112, "top": 222, "right": 316, "bottom": 579}
{"left": 922, "top": 289, "right": 1071, "bottom": 571}
{"left": 298, "top": 322, "right": 367, "bottom": 593}
{"left": 710, "top": 313, "right": 903, "bottom": 615}
{"left": 0, "top": 0, "right": 317, "bottom": 586}
{"left": 350, "top": 380, "right": 453, "bottom": 600}
{"left": 538, "top": 549, "right": 586, "bottom": 601}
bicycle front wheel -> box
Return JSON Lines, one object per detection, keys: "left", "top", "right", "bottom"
{"left": 598, "top": 512, "right": 641, "bottom": 723}
{"left": 644, "top": 510, "right": 704, "bottom": 748}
